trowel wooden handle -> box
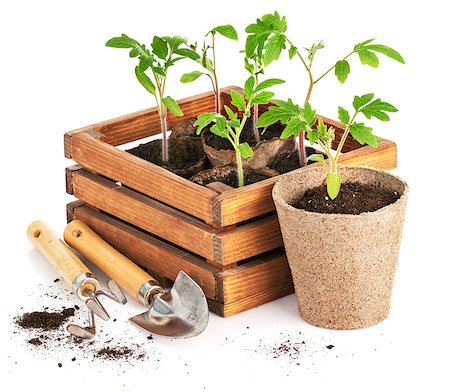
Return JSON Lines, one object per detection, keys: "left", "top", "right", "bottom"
{"left": 64, "top": 220, "right": 159, "bottom": 302}
{"left": 27, "top": 220, "right": 92, "bottom": 288}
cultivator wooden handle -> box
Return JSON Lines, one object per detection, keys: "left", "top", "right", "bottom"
{"left": 27, "top": 220, "right": 97, "bottom": 294}
{"left": 64, "top": 220, "right": 161, "bottom": 303}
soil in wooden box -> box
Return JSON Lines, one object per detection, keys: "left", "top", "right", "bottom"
{"left": 127, "top": 136, "right": 207, "bottom": 179}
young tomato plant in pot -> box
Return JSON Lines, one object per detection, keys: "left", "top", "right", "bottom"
{"left": 106, "top": 34, "right": 203, "bottom": 173}
{"left": 192, "top": 76, "right": 280, "bottom": 187}
{"left": 180, "top": 24, "right": 238, "bottom": 114}
{"left": 248, "top": 11, "right": 405, "bottom": 168}
{"left": 259, "top": 93, "right": 397, "bottom": 199}
{"left": 270, "top": 94, "right": 409, "bottom": 330}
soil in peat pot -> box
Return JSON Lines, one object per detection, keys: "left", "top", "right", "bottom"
{"left": 268, "top": 147, "right": 319, "bottom": 174}
{"left": 191, "top": 166, "right": 276, "bottom": 188}
{"left": 127, "top": 137, "right": 206, "bottom": 178}
{"left": 292, "top": 182, "right": 401, "bottom": 214}
{"left": 204, "top": 121, "right": 285, "bottom": 150}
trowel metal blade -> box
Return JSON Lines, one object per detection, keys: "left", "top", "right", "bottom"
{"left": 86, "top": 298, "right": 110, "bottom": 321}
{"left": 129, "top": 271, "right": 209, "bottom": 338}
{"left": 107, "top": 279, "right": 127, "bottom": 304}
{"left": 67, "top": 324, "right": 95, "bottom": 339}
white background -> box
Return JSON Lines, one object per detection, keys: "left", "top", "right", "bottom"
{"left": 1, "top": 0, "right": 449, "bottom": 391}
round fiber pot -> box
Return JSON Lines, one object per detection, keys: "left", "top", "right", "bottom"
{"left": 201, "top": 133, "right": 295, "bottom": 170}
{"left": 272, "top": 166, "right": 408, "bottom": 330}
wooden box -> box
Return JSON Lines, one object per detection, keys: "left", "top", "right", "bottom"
{"left": 64, "top": 86, "right": 397, "bottom": 316}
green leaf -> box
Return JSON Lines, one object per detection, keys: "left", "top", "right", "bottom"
{"left": 152, "top": 36, "right": 168, "bottom": 59}
{"left": 194, "top": 112, "right": 219, "bottom": 134}
{"left": 163, "top": 36, "right": 187, "bottom": 51}
{"left": 244, "top": 76, "right": 255, "bottom": 98}
{"left": 263, "top": 34, "right": 286, "bottom": 66}
{"left": 307, "top": 129, "right": 319, "bottom": 145}
{"left": 357, "top": 49, "right": 379, "bottom": 67}
{"left": 138, "top": 55, "right": 153, "bottom": 72}
{"left": 327, "top": 172, "right": 341, "bottom": 200}
{"left": 308, "top": 154, "right": 325, "bottom": 164}
{"left": 224, "top": 105, "right": 238, "bottom": 120}
{"left": 338, "top": 106, "right": 350, "bottom": 124}
{"left": 230, "top": 90, "right": 246, "bottom": 111}
{"left": 354, "top": 38, "right": 376, "bottom": 52}
{"left": 317, "top": 117, "right": 327, "bottom": 137}
{"left": 134, "top": 67, "right": 156, "bottom": 95}
{"left": 162, "top": 96, "right": 183, "bottom": 116}
{"left": 106, "top": 34, "right": 138, "bottom": 48}
{"left": 335, "top": 60, "right": 350, "bottom": 83}
{"left": 244, "top": 57, "right": 255, "bottom": 74}
{"left": 280, "top": 117, "right": 305, "bottom": 139}
{"left": 353, "top": 93, "right": 375, "bottom": 111}
{"left": 238, "top": 142, "right": 254, "bottom": 158}
{"left": 256, "top": 110, "right": 280, "bottom": 128}
{"left": 349, "top": 123, "right": 378, "bottom": 147}
{"left": 211, "top": 24, "right": 238, "bottom": 40}
{"left": 360, "top": 99, "right": 398, "bottom": 121}
{"left": 180, "top": 71, "right": 205, "bottom": 83}
{"left": 173, "top": 48, "right": 200, "bottom": 60}
{"left": 254, "top": 78, "right": 285, "bottom": 92}
{"left": 210, "top": 123, "right": 229, "bottom": 139}
{"left": 364, "top": 44, "right": 405, "bottom": 63}
{"left": 288, "top": 45, "right": 297, "bottom": 60}
{"left": 303, "top": 102, "right": 317, "bottom": 126}
{"left": 245, "top": 35, "right": 259, "bottom": 58}
{"left": 251, "top": 91, "right": 275, "bottom": 105}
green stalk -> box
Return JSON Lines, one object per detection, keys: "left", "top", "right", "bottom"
{"left": 236, "top": 148, "right": 244, "bottom": 187}
{"left": 211, "top": 32, "right": 221, "bottom": 114}
{"left": 252, "top": 71, "right": 261, "bottom": 144}
{"left": 314, "top": 51, "right": 355, "bottom": 84}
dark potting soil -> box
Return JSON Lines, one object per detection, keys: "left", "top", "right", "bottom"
{"left": 16, "top": 308, "right": 75, "bottom": 331}
{"left": 204, "top": 121, "right": 285, "bottom": 150}
{"left": 127, "top": 138, "right": 205, "bottom": 172}
{"left": 268, "top": 147, "right": 319, "bottom": 174}
{"left": 95, "top": 346, "right": 134, "bottom": 360}
{"left": 194, "top": 170, "right": 273, "bottom": 188}
{"left": 292, "top": 182, "right": 401, "bottom": 214}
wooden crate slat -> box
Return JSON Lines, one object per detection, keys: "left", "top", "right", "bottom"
{"left": 66, "top": 131, "right": 218, "bottom": 223}
{"left": 216, "top": 251, "right": 293, "bottom": 304}
{"left": 67, "top": 167, "right": 287, "bottom": 266}
{"left": 339, "top": 138, "right": 397, "bottom": 168}
{"left": 69, "top": 168, "right": 218, "bottom": 260}
{"left": 67, "top": 202, "right": 217, "bottom": 299}
{"left": 214, "top": 215, "right": 283, "bottom": 265}
{"left": 64, "top": 87, "right": 239, "bottom": 147}
{"left": 213, "top": 138, "right": 398, "bottom": 227}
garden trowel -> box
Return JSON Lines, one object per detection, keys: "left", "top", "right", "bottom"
{"left": 64, "top": 220, "right": 209, "bottom": 338}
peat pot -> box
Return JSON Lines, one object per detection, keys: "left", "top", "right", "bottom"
{"left": 272, "top": 166, "right": 408, "bottom": 330}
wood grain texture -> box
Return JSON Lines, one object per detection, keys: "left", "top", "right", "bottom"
{"left": 70, "top": 169, "right": 218, "bottom": 260}
{"left": 66, "top": 131, "right": 218, "bottom": 223}
{"left": 212, "top": 250, "right": 294, "bottom": 317}
{"left": 64, "top": 86, "right": 238, "bottom": 148}
{"left": 214, "top": 215, "right": 283, "bottom": 265}
{"left": 67, "top": 203, "right": 217, "bottom": 299}
{"left": 213, "top": 138, "right": 397, "bottom": 227}
{"left": 215, "top": 251, "right": 293, "bottom": 304}
{"left": 27, "top": 220, "right": 93, "bottom": 289}
{"left": 67, "top": 168, "right": 286, "bottom": 266}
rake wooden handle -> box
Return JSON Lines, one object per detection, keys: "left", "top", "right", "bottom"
{"left": 64, "top": 220, "right": 160, "bottom": 302}
{"left": 27, "top": 220, "right": 93, "bottom": 289}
